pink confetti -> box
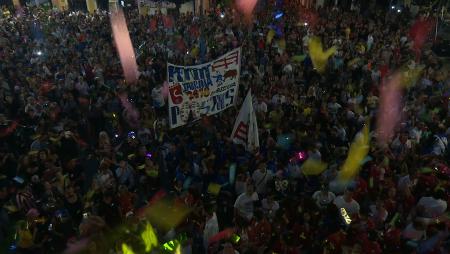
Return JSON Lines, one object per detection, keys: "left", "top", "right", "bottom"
{"left": 235, "top": 0, "right": 257, "bottom": 19}
{"left": 118, "top": 93, "right": 140, "bottom": 128}
{"left": 110, "top": 10, "right": 139, "bottom": 84}
{"left": 376, "top": 73, "right": 404, "bottom": 144}
{"left": 208, "top": 228, "right": 234, "bottom": 245}
{"left": 162, "top": 81, "right": 169, "bottom": 99}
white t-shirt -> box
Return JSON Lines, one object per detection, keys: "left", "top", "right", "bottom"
{"left": 234, "top": 192, "right": 259, "bottom": 220}
{"left": 333, "top": 196, "right": 360, "bottom": 216}
{"left": 417, "top": 197, "right": 447, "bottom": 218}
{"left": 203, "top": 213, "right": 219, "bottom": 248}
{"left": 252, "top": 170, "right": 273, "bottom": 195}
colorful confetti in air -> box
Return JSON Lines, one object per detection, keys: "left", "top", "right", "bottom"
{"left": 121, "top": 243, "right": 135, "bottom": 254}
{"left": 110, "top": 9, "right": 139, "bottom": 84}
{"left": 141, "top": 223, "right": 158, "bottom": 252}
{"left": 235, "top": 0, "right": 258, "bottom": 20}
{"left": 338, "top": 123, "right": 370, "bottom": 182}
{"left": 142, "top": 198, "right": 190, "bottom": 231}
{"left": 118, "top": 93, "right": 140, "bottom": 128}
{"left": 376, "top": 73, "right": 403, "bottom": 144}
{"left": 308, "top": 37, "right": 336, "bottom": 73}
{"left": 301, "top": 158, "right": 328, "bottom": 176}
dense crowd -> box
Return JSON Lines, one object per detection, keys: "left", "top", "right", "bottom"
{"left": 0, "top": 1, "right": 449, "bottom": 254}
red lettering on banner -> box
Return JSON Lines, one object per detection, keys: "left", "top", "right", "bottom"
{"left": 169, "top": 84, "right": 183, "bottom": 104}
{"left": 233, "top": 121, "right": 248, "bottom": 142}
{"left": 212, "top": 51, "right": 239, "bottom": 72}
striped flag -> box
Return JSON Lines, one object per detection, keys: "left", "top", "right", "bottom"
{"left": 231, "top": 90, "right": 259, "bottom": 152}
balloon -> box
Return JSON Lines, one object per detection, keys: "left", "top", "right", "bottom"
{"left": 308, "top": 37, "right": 336, "bottom": 73}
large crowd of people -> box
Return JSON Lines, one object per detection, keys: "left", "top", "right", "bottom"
{"left": 0, "top": 1, "right": 449, "bottom": 254}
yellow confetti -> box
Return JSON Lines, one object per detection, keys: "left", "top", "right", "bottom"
{"left": 175, "top": 245, "right": 181, "bottom": 254}
{"left": 301, "top": 159, "right": 328, "bottom": 175}
{"left": 400, "top": 65, "right": 424, "bottom": 88}
{"left": 191, "top": 47, "right": 199, "bottom": 57}
{"left": 277, "top": 39, "right": 286, "bottom": 51}
{"left": 141, "top": 223, "right": 158, "bottom": 252}
{"left": 266, "top": 29, "right": 275, "bottom": 44}
{"left": 308, "top": 37, "right": 336, "bottom": 73}
{"left": 143, "top": 198, "right": 190, "bottom": 231}
{"left": 338, "top": 123, "right": 370, "bottom": 182}
{"left": 122, "top": 243, "right": 135, "bottom": 254}
{"left": 207, "top": 183, "right": 222, "bottom": 195}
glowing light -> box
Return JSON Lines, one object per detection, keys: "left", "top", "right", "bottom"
{"left": 121, "top": 243, "right": 135, "bottom": 254}
{"left": 141, "top": 223, "right": 158, "bottom": 252}
{"left": 220, "top": 13, "right": 225, "bottom": 18}
{"left": 275, "top": 11, "right": 284, "bottom": 19}
{"left": 340, "top": 208, "right": 352, "bottom": 224}
{"left": 36, "top": 51, "right": 42, "bottom": 56}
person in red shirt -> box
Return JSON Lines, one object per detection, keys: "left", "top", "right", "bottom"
{"left": 247, "top": 210, "right": 272, "bottom": 251}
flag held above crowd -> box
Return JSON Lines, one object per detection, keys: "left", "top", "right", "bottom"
{"left": 231, "top": 90, "right": 259, "bottom": 152}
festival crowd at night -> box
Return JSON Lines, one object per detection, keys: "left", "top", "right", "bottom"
{"left": 0, "top": 0, "right": 449, "bottom": 253}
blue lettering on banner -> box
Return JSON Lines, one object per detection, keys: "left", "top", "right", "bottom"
{"left": 169, "top": 65, "right": 212, "bottom": 83}
{"left": 225, "top": 87, "right": 235, "bottom": 105}
{"left": 211, "top": 94, "right": 224, "bottom": 112}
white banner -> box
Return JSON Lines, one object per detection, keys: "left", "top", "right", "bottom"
{"left": 167, "top": 48, "right": 241, "bottom": 128}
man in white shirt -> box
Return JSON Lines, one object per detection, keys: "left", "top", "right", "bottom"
{"left": 203, "top": 209, "right": 219, "bottom": 250}
{"left": 234, "top": 183, "right": 259, "bottom": 222}
{"left": 252, "top": 163, "right": 273, "bottom": 195}
{"left": 333, "top": 188, "right": 360, "bottom": 217}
